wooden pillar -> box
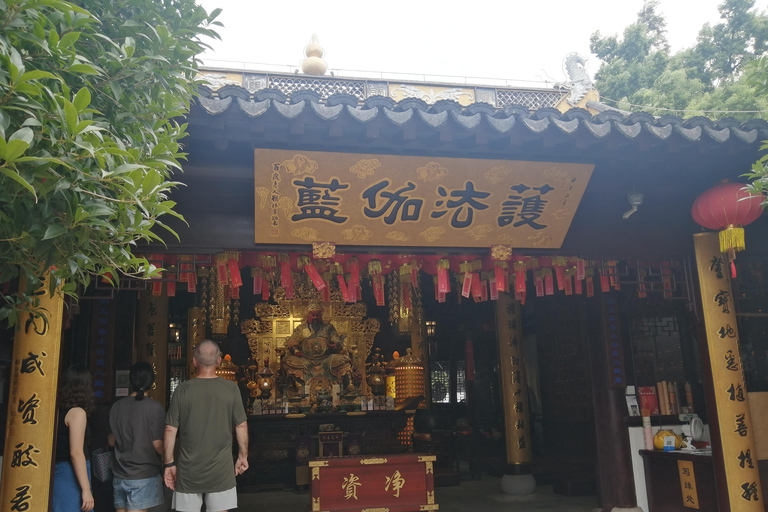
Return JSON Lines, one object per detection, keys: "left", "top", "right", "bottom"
{"left": 693, "top": 232, "right": 763, "bottom": 511}
{"left": 588, "top": 295, "right": 638, "bottom": 510}
{"left": 187, "top": 307, "right": 205, "bottom": 378}
{"left": 136, "top": 291, "right": 169, "bottom": 405}
{"left": 0, "top": 276, "right": 64, "bottom": 512}
{"left": 495, "top": 293, "right": 533, "bottom": 471}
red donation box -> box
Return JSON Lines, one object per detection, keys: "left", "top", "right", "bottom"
{"left": 309, "top": 454, "right": 438, "bottom": 512}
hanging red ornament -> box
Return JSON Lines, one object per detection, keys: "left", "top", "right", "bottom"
{"left": 692, "top": 181, "right": 763, "bottom": 276}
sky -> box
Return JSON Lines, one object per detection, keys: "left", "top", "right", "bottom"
{"left": 196, "top": 0, "right": 727, "bottom": 87}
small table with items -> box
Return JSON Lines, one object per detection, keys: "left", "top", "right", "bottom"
{"left": 639, "top": 449, "right": 717, "bottom": 512}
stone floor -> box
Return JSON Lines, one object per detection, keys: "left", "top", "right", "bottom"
{"left": 234, "top": 476, "right": 600, "bottom": 512}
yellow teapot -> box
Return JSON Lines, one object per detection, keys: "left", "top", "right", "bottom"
{"left": 653, "top": 429, "right": 686, "bottom": 450}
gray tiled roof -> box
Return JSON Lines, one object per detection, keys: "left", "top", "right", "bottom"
{"left": 194, "top": 88, "right": 768, "bottom": 145}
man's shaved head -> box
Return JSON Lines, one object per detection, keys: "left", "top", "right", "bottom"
{"left": 194, "top": 339, "right": 221, "bottom": 368}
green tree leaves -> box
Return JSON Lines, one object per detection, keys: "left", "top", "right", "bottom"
{"left": 0, "top": 0, "right": 220, "bottom": 326}
{"left": 590, "top": 0, "right": 768, "bottom": 119}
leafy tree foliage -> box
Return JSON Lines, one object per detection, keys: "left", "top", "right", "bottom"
{"left": 590, "top": 0, "right": 768, "bottom": 119}
{"left": 0, "top": 0, "right": 221, "bottom": 326}
{"left": 744, "top": 55, "right": 768, "bottom": 205}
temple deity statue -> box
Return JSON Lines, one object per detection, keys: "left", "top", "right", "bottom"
{"left": 282, "top": 301, "right": 354, "bottom": 395}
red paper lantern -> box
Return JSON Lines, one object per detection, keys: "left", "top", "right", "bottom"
{"left": 691, "top": 181, "right": 763, "bottom": 274}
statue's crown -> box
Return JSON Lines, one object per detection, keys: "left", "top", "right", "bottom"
{"left": 306, "top": 300, "right": 323, "bottom": 313}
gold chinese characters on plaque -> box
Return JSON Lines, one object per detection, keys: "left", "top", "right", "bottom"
{"left": 254, "top": 149, "right": 594, "bottom": 249}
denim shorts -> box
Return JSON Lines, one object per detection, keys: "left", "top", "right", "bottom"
{"left": 113, "top": 474, "right": 164, "bottom": 510}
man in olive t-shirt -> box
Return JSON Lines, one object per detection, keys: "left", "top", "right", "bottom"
{"left": 163, "top": 340, "right": 248, "bottom": 512}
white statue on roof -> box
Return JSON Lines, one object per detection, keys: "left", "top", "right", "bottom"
{"left": 562, "top": 53, "right": 595, "bottom": 107}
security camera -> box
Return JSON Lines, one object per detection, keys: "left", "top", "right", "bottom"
{"left": 623, "top": 192, "right": 644, "bottom": 219}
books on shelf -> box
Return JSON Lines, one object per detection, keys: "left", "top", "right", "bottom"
{"left": 637, "top": 381, "right": 691, "bottom": 416}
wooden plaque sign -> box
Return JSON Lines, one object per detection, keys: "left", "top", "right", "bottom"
{"left": 255, "top": 149, "right": 593, "bottom": 249}
{"left": 309, "top": 454, "right": 437, "bottom": 512}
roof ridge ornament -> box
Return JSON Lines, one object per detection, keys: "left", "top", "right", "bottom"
{"left": 300, "top": 34, "right": 328, "bottom": 76}
{"left": 561, "top": 53, "right": 595, "bottom": 106}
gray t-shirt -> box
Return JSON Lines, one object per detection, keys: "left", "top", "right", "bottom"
{"left": 109, "top": 395, "right": 165, "bottom": 480}
{"left": 166, "top": 377, "right": 247, "bottom": 493}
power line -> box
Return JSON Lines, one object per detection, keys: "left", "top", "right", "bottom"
{"left": 601, "top": 96, "right": 768, "bottom": 116}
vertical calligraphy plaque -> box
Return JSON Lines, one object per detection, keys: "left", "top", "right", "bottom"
{"left": 0, "top": 274, "right": 64, "bottom": 512}
{"left": 693, "top": 233, "right": 763, "bottom": 510}
{"left": 495, "top": 293, "right": 533, "bottom": 466}
{"left": 89, "top": 298, "right": 116, "bottom": 403}
{"left": 602, "top": 295, "right": 626, "bottom": 388}
{"left": 136, "top": 291, "right": 169, "bottom": 406}
{"left": 677, "top": 460, "right": 700, "bottom": 509}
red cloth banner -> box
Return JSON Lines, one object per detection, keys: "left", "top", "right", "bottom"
{"left": 515, "top": 269, "right": 526, "bottom": 295}
{"left": 471, "top": 273, "right": 482, "bottom": 301}
{"left": 563, "top": 274, "right": 573, "bottom": 296}
{"left": 462, "top": 272, "right": 473, "bottom": 298}
{"left": 262, "top": 276, "right": 270, "bottom": 301}
{"left": 554, "top": 264, "right": 565, "bottom": 291}
{"left": 304, "top": 263, "right": 327, "bottom": 291}
{"left": 490, "top": 276, "right": 499, "bottom": 300}
{"left": 534, "top": 271, "right": 544, "bottom": 297}
{"left": 494, "top": 266, "right": 506, "bottom": 292}
{"left": 373, "top": 274, "right": 385, "bottom": 306}
{"left": 281, "top": 261, "right": 294, "bottom": 299}
{"left": 253, "top": 270, "right": 262, "bottom": 296}
{"left": 228, "top": 258, "right": 243, "bottom": 288}
{"left": 166, "top": 280, "right": 176, "bottom": 297}
{"left": 337, "top": 275, "right": 350, "bottom": 302}
{"left": 575, "top": 277, "right": 583, "bottom": 295}
{"left": 180, "top": 263, "right": 196, "bottom": 293}
{"left": 544, "top": 269, "right": 554, "bottom": 296}
{"left": 152, "top": 278, "right": 163, "bottom": 296}
{"left": 437, "top": 267, "right": 449, "bottom": 294}
{"left": 217, "top": 261, "right": 228, "bottom": 283}
{"left": 348, "top": 258, "right": 360, "bottom": 287}
{"left": 576, "top": 258, "right": 586, "bottom": 281}
{"left": 600, "top": 274, "right": 610, "bottom": 293}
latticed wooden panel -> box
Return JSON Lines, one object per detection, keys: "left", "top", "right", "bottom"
{"left": 496, "top": 90, "right": 564, "bottom": 110}
{"left": 269, "top": 77, "right": 366, "bottom": 101}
